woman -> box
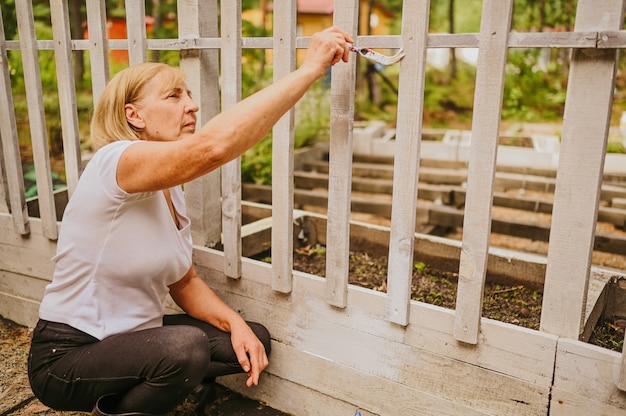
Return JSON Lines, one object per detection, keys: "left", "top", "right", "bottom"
{"left": 28, "top": 26, "right": 353, "bottom": 415}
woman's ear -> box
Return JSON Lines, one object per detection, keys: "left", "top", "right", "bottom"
{"left": 125, "top": 103, "right": 145, "bottom": 130}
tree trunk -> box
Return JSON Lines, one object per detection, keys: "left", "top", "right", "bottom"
{"left": 449, "top": 0, "right": 457, "bottom": 80}
{"left": 69, "top": 0, "right": 84, "bottom": 86}
{"left": 151, "top": 0, "right": 162, "bottom": 62}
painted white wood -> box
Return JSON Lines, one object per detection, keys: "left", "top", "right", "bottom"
{"left": 0, "top": 7, "right": 29, "bottom": 235}
{"left": 193, "top": 247, "right": 556, "bottom": 415}
{"left": 85, "top": 0, "right": 110, "bottom": 106}
{"left": 386, "top": 0, "right": 430, "bottom": 326}
{"left": 15, "top": 1, "right": 58, "bottom": 240}
{"left": 454, "top": 0, "right": 513, "bottom": 344}
{"left": 8, "top": 31, "right": 626, "bottom": 52}
{"left": 50, "top": 0, "right": 82, "bottom": 198}
{"left": 540, "top": 0, "right": 623, "bottom": 340}
{"left": 325, "top": 0, "right": 359, "bottom": 308}
{"left": 270, "top": 0, "right": 297, "bottom": 293}
{"left": 0, "top": 216, "right": 57, "bottom": 278}
{"left": 220, "top": 1, "right": 243, "bottom": 279}
{"left": 222, "top": 343, "right": 494, "bottom": 416}
{"left": 178, "top": 0, "right": 222, "bottom": 248}
{"left": 0, "top": 292, "right": 40, "bottom": 328}
{"left": 0, "top": 270, "right": 48, "bottom": 302}
{"left": 551, "top": 337, "right": 626, "bottom": 415}
{"left": 619, "top": 340, "right": 626, "bottom": 391}
{"left": 124, "top": 0, "right": 147, "bottom": 65}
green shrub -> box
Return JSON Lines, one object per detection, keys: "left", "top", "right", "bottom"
{"left": 607, "top": 141, "right": 625, "bottom": 154}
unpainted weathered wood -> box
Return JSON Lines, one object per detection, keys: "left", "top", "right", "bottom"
{"left": 220, "top": 1, "right": 243, "bottom": 279}
{"left": 15, "top": 1, "right": 58, "bottom": 240}
{"left": 270, "top": 0, "right": 297, "bottom": 294}
{"left": 540, "top": 0, "right": 623, "bottom": 342}
{"left": 428, "top": 204, "right": 626, "bottom": 256}
{"left": 0, "top": 7, "right": 28, "bottom": 235}
{"left": 454, "top": 0, "right": 513, "bottom": 344}
{"left": 50, "top": 0, "right": 82, "bottom": 198}
{"left": 325, "top": 0, "right": 359, "bottom": 308}
{"left": 179, "top": 0, "right": 222, "bottom": 248}
{"left": 241, "top": 216, "right": 272, "bottom": 257}
{"left": 386, "top": 0, "right": 430, "bottom": 326}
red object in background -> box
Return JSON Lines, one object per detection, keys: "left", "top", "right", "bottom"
{"left": 84, "top": 16, "right": 154, "bottom": 64}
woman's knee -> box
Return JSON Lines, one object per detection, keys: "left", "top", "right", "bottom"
{"left": 156, "top": 326, "right": 212, "bottom": 375}
{"left": 176, "top": 327, "right": 212, "bottom": 367}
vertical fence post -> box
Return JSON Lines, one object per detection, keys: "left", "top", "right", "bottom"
{"left": 453, "top": 0, "right": 513, "bottom": 344}
{"left": 271, "top": 0, "right": 297, "bottom": 293}
{"left": 325, "top": 0, "right": 359, "bottom": 308}
{"left": 221, "top": 1, "right": 243, "bottom": 279}
{"left": 540, "top": 0, "right": 625, "bottom": 338}
{"left": 385, "top": 0, "right": 431, "bottom": 326}
{"left": 124, "top": 0, "right": 147, "bottom": 66}
{"left": 0, "top": 7, "right": 29, "bottom": 235}
{"left": 50, "top": 0, "right": 82, "bottom": 198}
{"left": 15, "top": 1, "right": 58, "bottom": 240}
{"left": 85, "top": 0, "right": 110, "bottom": 107}
{"left": 179, "top": 0, "right": 222, "bottom": 248}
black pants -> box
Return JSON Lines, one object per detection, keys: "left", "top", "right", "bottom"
{"left": 27, "top": 315, "right": 271, "bottom": 414}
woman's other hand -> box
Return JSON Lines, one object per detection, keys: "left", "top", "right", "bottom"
{"left": 229, "top": 320, "right": 269, "bottom": 387}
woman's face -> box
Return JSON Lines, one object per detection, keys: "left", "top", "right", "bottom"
{"left": 125, "top": 71, "right": 199, "bottom": 142}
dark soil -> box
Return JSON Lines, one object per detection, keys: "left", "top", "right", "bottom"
{"left": 289, "top": 246, "right": 624, "bottom": 352}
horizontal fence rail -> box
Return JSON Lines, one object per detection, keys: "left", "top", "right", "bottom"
{"left": 4, "top": 31, "right": 626, "bottom": 51}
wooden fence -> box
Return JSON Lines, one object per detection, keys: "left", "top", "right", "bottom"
{"left": 1, "top": 0, "right": 626, "bottom": 414}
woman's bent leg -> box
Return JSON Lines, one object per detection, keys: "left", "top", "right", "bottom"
{"left": 28, "top": 320, "right": 211, "bottom": 414}
{"left": 162, "top": 314, "right": 272, "bottom": 379}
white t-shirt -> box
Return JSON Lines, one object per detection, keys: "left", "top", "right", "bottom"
{"left": 39, "top": 140, "right": 193, "bottom": 340}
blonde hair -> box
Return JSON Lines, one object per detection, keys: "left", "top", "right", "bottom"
{"left": 89, "top": 62, "right": 187, "bottom": 151}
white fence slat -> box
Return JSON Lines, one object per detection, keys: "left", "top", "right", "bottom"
{"left": 271, "top": 1, "right": 297, "bottom": 293}
{"left": 85, "top": 0, "right": 110, "bottom": 106}
{"left": 179, "top": 0, "right": 222, "bottom": 249}
{"left": 386, "top": 0, "right": 430, "bottom": 326}
{"left": 620, "top": 339, "right": 626, "bottom": 391}
{"left": 50, "top": 0, "right": 82, "bottom": 198}
{"left": 325, "top": 0, "right": 359, "bottom": 308}
{"left": 0, "top": 145, "right": 7, "bottom": 213}
{"left": 15, "top": 1, "right": 58, "bottom": 240}
{"left": 540, "top": 0, "right": 624, "bottom": 343}
{"left": 221, "top": 1, "right": 243, "bottom": 279}
{"left": 0, "top": 7, "right": 28, "bottom": 234}
{"left": 453, "top": 0, "right": 513, "bottom": 344}
{"left": 125, "top": 0, "right": 147, "bottom": 65}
